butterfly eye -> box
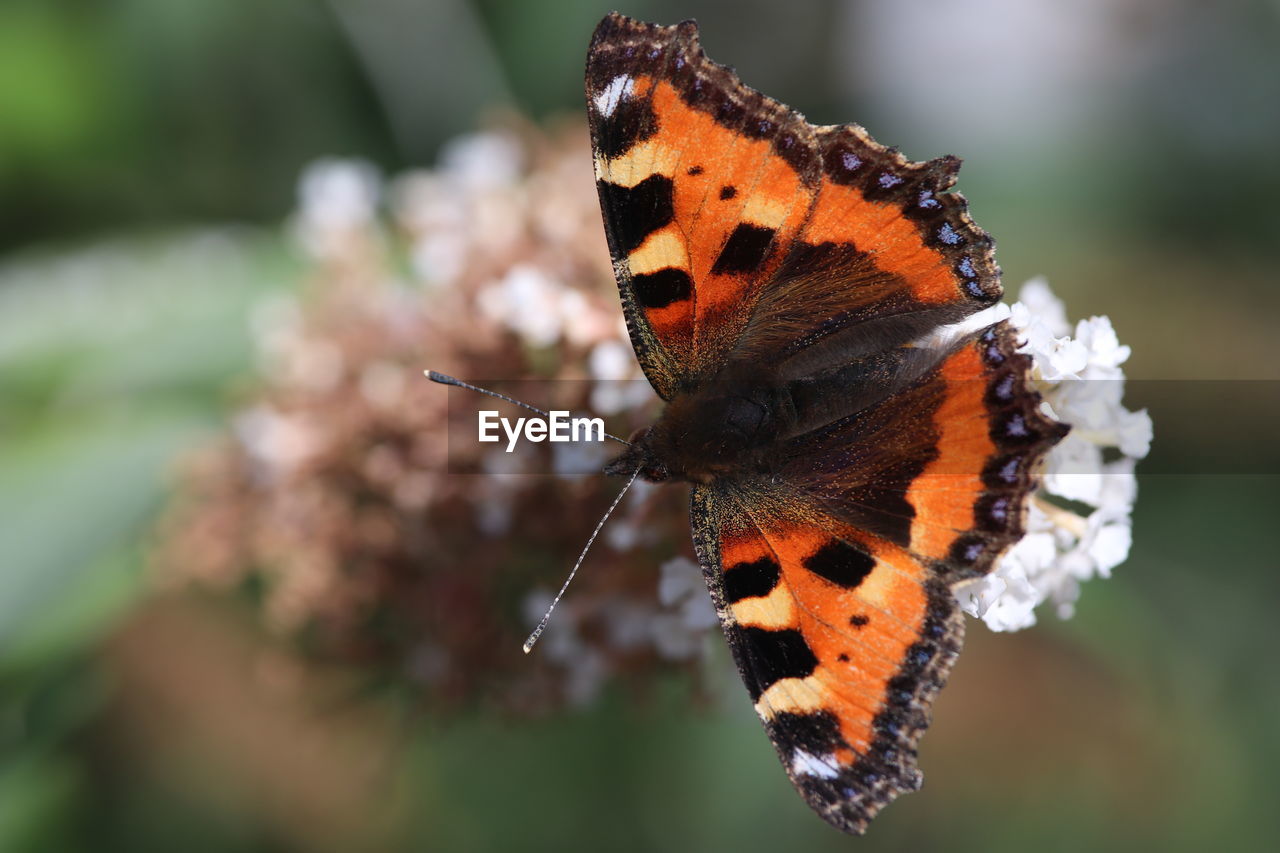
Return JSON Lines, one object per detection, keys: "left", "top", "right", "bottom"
{"left": 604, "top": 431, "right": 671, "bottom": 483}
{"left": 641, "top": 463, "right": 670, "bottom": 482}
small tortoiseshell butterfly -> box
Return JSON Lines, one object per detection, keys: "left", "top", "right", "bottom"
{"left": 586, "top": 13, "right": 1067, "bottom": 834}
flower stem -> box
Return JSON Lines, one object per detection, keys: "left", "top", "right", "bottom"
{"left": 1033, "top": 494, "right": 1088, "bottom": 537}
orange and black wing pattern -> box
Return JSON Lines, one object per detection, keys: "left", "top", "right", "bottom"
{"left": 587, "top": 14, "right": 817, "bottom": 397}
{"left": 692, "top": 487, "right": 962, "bottom": 834}
{"left": 691, "top": 324, "right": 1065, "bottom": 834}
{"left": 587, "top": 13, "right": 1000, "bottom": 397}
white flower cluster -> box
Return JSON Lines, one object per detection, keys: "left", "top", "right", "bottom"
{"left": 395, "top": 132, "right": 525, "bottom": 287}
{"left": 955, "top": 279, "right": 1152, "bottom": 631}
{"left": 292, "top": 158, "right": 382, "bottom": 261}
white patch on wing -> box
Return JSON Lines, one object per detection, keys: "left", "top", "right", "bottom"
{"left": 594, "top": 75, "right": 634, "bottom": 117}
{"left": 791, "top": 749, "right": 841, "bottom": 780}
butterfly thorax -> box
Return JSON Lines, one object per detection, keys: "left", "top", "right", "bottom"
{"left": 605, "top": 364, "right": 797, "bottom": 485}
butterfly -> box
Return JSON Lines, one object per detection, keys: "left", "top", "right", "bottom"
{"left": 586, "top": 13, "right": 1067, "bottom": 835}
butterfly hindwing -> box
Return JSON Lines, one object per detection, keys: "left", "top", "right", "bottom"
{"left": 689, "top": 323, "right": 1064, "bottom": 833}
{"left": 780, "top": 322, "right": 1067, "bottom": 573}
{"left": 691, "top": 483, "right": 963, "bottom": 835}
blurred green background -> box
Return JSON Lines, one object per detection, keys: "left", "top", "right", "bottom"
{"left": 2, "top": 0, "right": 1278, "bottom": 850}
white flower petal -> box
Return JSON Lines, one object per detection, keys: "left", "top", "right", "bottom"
{"left": 1015, "top": 277, "right": 1071, "bottom": 336}
{"left": 1090, "top": 523, "right": 1132, "bottom": 576}
{"left": 1043, "top": 434, "right": 1105, "bottom": 503}
{"left": 1117, "top": 408, "right": 1154, "bottom": 458}
{"left": 1074, "top": 315, "right": 1130, "bottom": 369}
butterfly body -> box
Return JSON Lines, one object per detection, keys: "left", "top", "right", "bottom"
{"left": 587, "top": 13, "right": 1067, "bottom": 834}
{"left": 607, "top": 361, "right": 794, "bottom": 484}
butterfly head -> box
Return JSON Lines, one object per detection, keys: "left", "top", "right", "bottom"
{"left": 603, "top": 427, "right": 671, "bottom": 483}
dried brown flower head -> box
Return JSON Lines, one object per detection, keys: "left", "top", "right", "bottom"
{"left": 153, "top": 123, "right": 715, "bottom": 713}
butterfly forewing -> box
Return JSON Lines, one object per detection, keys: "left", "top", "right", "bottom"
{"left": 588, "top": 14, "right": 821, "bottom": 395}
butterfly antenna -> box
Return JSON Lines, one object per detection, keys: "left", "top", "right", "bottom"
{"left": 426, "top": 371, "right": 631, "bottom": 446}
{"left": 522, "top": 465, "right": 641, "bottom": 654}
